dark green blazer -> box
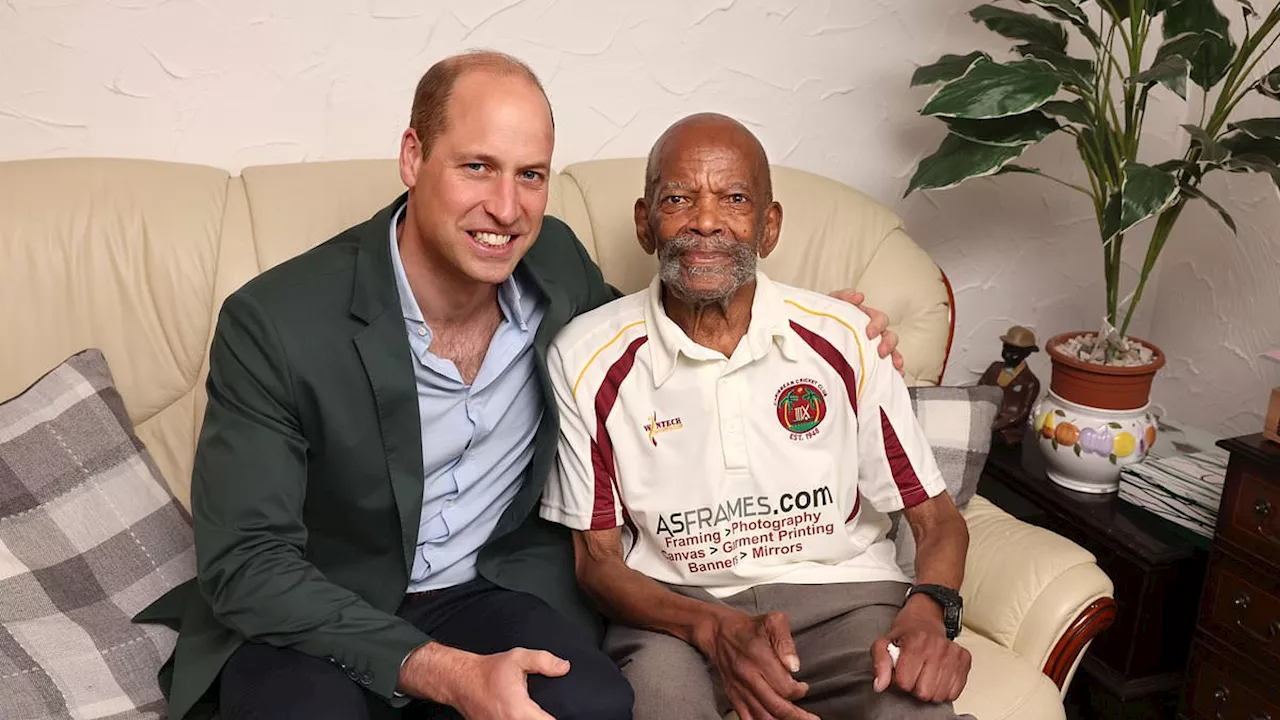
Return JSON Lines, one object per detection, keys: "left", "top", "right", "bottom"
{"left": 136, "top": 194, "right": 619, "bottom": 719}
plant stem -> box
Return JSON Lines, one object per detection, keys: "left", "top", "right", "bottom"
{"left": 1022, "top": 168, "right": 1096, "bottom": 197}
{"left": 1119, "top": 201, "right": 1186, "bottom": 338}
{"left": 1106, "top": 232, "right": 1123, "bottom": 325}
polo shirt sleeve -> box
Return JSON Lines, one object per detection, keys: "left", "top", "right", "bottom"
{"left": 540, "top": 340, "right": 622, "bottom": 531}
{"left": 856, "top": 336, "right": 947, "bottom": 513}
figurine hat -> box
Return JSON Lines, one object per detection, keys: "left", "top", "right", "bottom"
{"left": 1000, "top": 325, "right": 1039, "bottom": 350}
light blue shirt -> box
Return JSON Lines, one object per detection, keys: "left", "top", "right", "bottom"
{"left": 388, "top": 206, "right": 545, "bottom": 592}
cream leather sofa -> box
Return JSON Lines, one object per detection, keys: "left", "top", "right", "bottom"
{"left": 0, "top": 156, "right": 1114, "bottom": 719}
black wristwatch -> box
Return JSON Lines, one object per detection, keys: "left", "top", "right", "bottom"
{"left": 905, "top": 584, "right": 964, "bottom": 640}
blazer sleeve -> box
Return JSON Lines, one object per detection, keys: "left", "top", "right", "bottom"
{"left": 192, "top": 291, "right": 428, "bottom": 704}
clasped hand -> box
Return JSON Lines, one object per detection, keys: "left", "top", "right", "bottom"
{"left": 870, "top": 612, "right": 971, "bottom": 704}
{"left": 694, "top": 609, "right": 819, "bottom": 720}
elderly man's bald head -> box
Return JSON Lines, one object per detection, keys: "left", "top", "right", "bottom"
{"left": 643, "top": 113, "right": 773, "bottom": 204}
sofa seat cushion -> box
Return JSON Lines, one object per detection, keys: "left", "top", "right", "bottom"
{"left": 0, "top": 349, "right": 196, "bottom": 719}
{"left": 954, "top": 630, "right": 1065, "bottom": 720}
{"left": 720, "top": 629, "right": 1062, "bottom": 720}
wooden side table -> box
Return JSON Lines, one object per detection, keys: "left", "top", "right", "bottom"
{"left": 978, "top": 438, "right": 1210, "bottom": 720}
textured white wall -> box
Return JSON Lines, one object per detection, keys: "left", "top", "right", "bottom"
{"left": 2, "top": 0, "right": 1274, "bottom": 434}
{"left": 1147, "top": 74, "right": 1280, "bottom": 437}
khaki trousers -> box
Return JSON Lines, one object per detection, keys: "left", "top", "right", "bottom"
{"left": 605, "top": 581, "right": 976, "bottom": 720}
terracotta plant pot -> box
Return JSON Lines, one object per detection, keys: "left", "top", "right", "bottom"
{"left": 1045, "top": 331, "right": 1167, "bottom": 411}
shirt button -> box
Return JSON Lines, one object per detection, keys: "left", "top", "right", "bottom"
{"left": 445, "top": 499, "right": 456, "bottom": 508}
{"left": 417, "top": 326, "right": 427, "bottom": 337}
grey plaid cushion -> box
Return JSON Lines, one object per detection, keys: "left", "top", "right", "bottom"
{"left": 891, "top": 384, "right": 1002, "bottom": 581}
{"left": 0, "top": 349, "right": 195, "bottom": 719}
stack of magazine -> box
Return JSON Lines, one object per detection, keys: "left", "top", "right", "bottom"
{"left": 1118, "top": 445, "right": 1229, "bottom": 540}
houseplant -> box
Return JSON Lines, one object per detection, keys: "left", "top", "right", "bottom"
{"left": 905, "top": 0, "right": 1280, "bottom": 491}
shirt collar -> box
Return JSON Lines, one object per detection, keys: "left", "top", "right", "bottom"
{"left": 388, "top": 204, "right": 529, "bottom": 332}
{"left": 645, "top": 270, "right": 800, "bottom": 388}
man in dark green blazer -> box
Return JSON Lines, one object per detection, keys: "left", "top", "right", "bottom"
{"left": 137, "top": 50, "right": 900, "bottom": 720}
{"left": 139, "top": 50, "right": 634, "bottom": 720}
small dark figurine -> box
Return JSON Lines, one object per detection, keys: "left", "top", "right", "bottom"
{"left": 979, "top": 325, "right": 1041, "bottom": 446}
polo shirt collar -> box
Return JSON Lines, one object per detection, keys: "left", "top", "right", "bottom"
{"left": 645, "top": 270, "right": 802, "bottom": 388}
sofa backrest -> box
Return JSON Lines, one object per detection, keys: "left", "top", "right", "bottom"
{"left": 0, "top": 157, "right": 949, "bottom": 507}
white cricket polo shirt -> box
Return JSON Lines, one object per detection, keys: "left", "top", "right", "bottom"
{"left": 540, "top": 271, "right": 945, "bottom": 598}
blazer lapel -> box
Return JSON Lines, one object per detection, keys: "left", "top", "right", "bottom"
{"left": 351, "top": 194, "right": 423, "bottom": 574}
{"left": 489, "top": 263, "right": 573, "bottom": 538}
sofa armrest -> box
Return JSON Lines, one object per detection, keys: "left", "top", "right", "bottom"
{"left": 959, "top": 496, "right": 1116, "bottom": 691}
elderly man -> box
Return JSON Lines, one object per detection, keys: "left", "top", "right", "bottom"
{"left": 541, "top": 113, "right": 974, "bottom": 720}
{"left": 138, "top": 51, "right": 904, "bottom": 720}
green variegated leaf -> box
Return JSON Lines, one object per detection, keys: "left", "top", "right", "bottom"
{"left": 997, "top": 163, "right": 1040, "bottom": 175}
{"left": 1020, "top": 0, "right": 1088, "bottom": 25}
{"left": 1155, "top": 159, "right": 1200, "bottom": 182}
{"left": 1181, "top": 124, "right": 1229, "bottom": 162}
{"left": 1040, "top": 99, "right": 1092, "bottom": 126}
{"left": 1221, "top": 134, "right": 1280, "bottom": 163}
{"left": 1180, "top": 184, "right": 1237, "bottom": 233}
{"left": 970, "top": 5, "right": 1069, "bottom": 53}
{"left": 1103, "top": 162, "right": 1180, "bottom": 241}
{"left": 1101, "top": 191, "right": 1123, "bottom": 243}
{"left": 1133, "top": 54, "right": 1189, "bottom": 99}
{"left": 1224, "top": 156, "right": 1280, "bottom": 189}
{"left": 944, "top": 111, "right": 1061, "bottom": 146}
{"left": 912, "top": 52, "right": 992, "bottom": 87}
{"left": 921, "top": 59, "right": 1062, "bottom": 119}
{"left": 1155, "top": 31, "right": 1211, "bottom": 63}
{"left": 1098, "top": 0, "right": 1136, "bottom": 20}
{"left": 1015, "top": 44, "right": 1095, "bottom": 91}
{"left": 1227, "top": 119, "right": 1280, "bottom": 139}
{"left": 1018, "top": 0, "right": 1100, "bottom": 46}
{"left": 1164, "top": 0, "right": 1236, "bottom": 89}
{"left": 1259, "top": 68, "right": 1280, "bottom": 100}
{"left": 905, "top": 134, "right": 1028, "bottom": 195}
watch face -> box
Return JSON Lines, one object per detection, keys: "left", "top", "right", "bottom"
{"left": 949, "top": 606, "right": 963, "bottom": 639}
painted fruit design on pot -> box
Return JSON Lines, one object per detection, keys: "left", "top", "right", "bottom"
{"left": 1035, "top": 409, "right": 1155, "bottom": 466}
{"left": 1054, "top": 422, "right": 1080, "bottom": 446}
{"left": 1113, "top": 432, "right": 1137, "bottom": 458}
{"left": 1079, "top": 427, "right": 1112, "bottom": 456}
{"left": 1038, "top": 411, "right": 1056, "bottom": 439}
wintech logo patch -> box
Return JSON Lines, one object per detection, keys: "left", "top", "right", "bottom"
{"left": 642, "top": 412, "right": 684, "bottom": 446}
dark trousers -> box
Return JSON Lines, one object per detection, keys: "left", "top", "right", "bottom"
{"left": 218, "top": 577, "right": 633, "bottom": 719}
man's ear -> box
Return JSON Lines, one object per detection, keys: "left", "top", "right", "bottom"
{"left": 758, "top": 201, "right": 783, "bottom": 259}
{"left": 399, "top": 129, "right": 423, "bottom": 189}
{"left": 635, "top": 198, "right": 656, "bottom": 255}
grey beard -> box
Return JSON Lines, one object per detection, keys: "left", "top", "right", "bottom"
{"left": 657, "top": 235, "right": 758, "bottom": 310}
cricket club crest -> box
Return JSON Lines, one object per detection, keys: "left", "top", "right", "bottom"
{"left": 774, "top": 380, "right": 828, "bottom": 439}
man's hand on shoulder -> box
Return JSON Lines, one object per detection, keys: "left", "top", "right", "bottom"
{"left": 692, "top": 607, "right": 820, "bottom": 720}
{"left": 398, "top": 641, "right": 569, "bottom": 719}
{"left": 828, "top": 289, "right": 905, "bottom": 375}
{"left": 869, "top": 598, "right": 971, "bottom": 704}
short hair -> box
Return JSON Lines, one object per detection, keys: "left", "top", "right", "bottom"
{"left": 408, "top": 50, "right": 554, "bottom": 158}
